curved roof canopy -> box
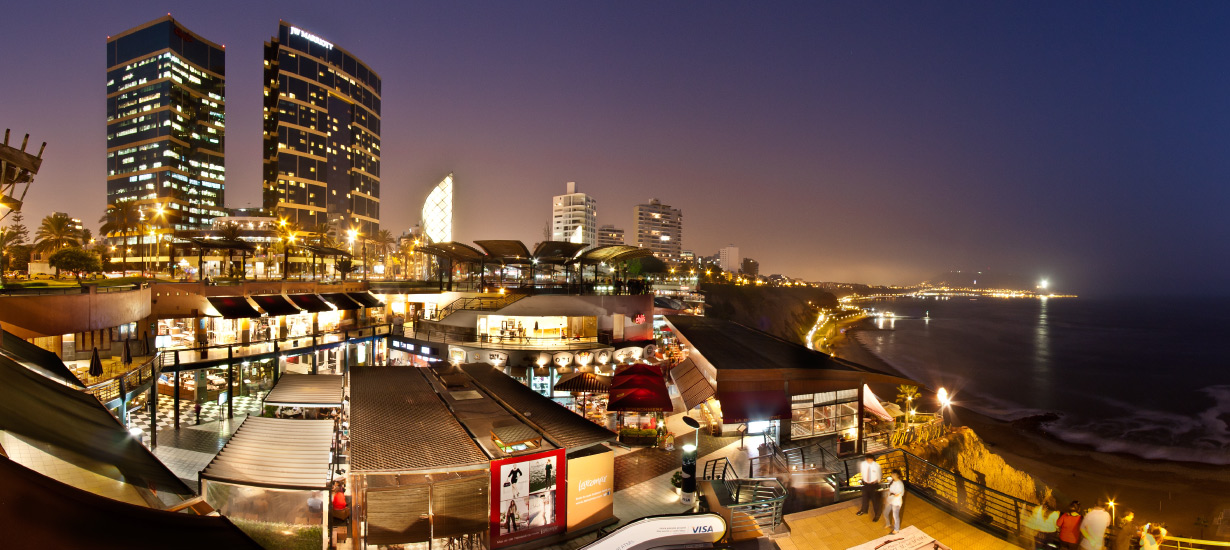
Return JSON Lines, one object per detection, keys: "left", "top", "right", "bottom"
{"left": 189, "top": 237, "right": 256, "bottom": 251}
{"left": 473, "top": 240, "right": 533, "bottom": 263}
{"left": 299, "top": 243, "right": 352, "bottom": 257}
{"left": 580, "top": 245, "right": 654, "bottom": 264}
{"left": 532, "top": 241, "right": 588, "bottom": 264}
{"left": 418, "top": 241, "right": 486, "bottom": 262}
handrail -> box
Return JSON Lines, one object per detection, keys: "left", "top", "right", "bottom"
{"left": 403, "top": 323, "right": 609, "bottom": 351}
{"left": 1161, "top": 537, "right": 1230, "bottom": 548}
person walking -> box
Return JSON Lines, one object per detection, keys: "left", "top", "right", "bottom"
{"left": 1079, "top": 501, "right": 1112, "bottom": 550}
{"left": 883, "top": 468, "right": 905, "bottom": 534}
{"left": 855, "top": 454, "right": 883, "bottom": 521}
{"left": 1057, "top": 501, "right": 1083, "bottom": 550}
{"left": 194, "top": 402, "right": 202, "bottom": 425}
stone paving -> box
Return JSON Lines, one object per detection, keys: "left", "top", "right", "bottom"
{"left": 777, "top": 496, "right": 1025, "bottom": 550}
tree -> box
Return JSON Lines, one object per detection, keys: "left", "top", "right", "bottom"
{"left": 35, "top": 213, "right": 81, "bottom": 252}
{"left": 5, "top": 244, "right": 32, "bottom": 272}
{"left": 336, "top": 258, "right": 354, "bottom": 282}
{"left": 48, "top": 247, "right": 101, "bottom": 283}
{"left": 896, "top": 385, "right": 921, "bottom": 420}
{"left": 216, "top": 222, "right": 244, "bottom": 278}
{"left": 100, "top": 202, "right": 140, "bottom": 273}
{"left": 5, "top": 211, "right": 29, "bottom": 244}
{"left": 371, "top": 229, "right": 395, "bottom": 276}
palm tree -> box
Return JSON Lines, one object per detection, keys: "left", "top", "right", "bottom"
{"left": 273, "top": 217, "right": 301, "bottom": 280}
{"left": 35, "top": 213, "right": 81, "bottom": 253}
{"left": 100, "top": 202, "right": 140, "bottom": 274}
{"left": 216, "top": 222, "right": 243, "bottom": 278}
{"left": 397, "top": 238, "right": 416, "bottom": 280}
{"left": 371, "top": 229, "right": 395, "bottom": 278}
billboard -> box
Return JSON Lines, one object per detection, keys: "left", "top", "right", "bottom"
{"left": 490, "top": 448, "right": 566, "bottom": 548}
{"left": 565, "top": 449, "right": 614, "bottom": 532}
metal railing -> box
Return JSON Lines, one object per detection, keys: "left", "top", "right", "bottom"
{"left": 156, "top": 322, "right": 392, "bottom": 369}
{"left": 702, "top": 457, "right": 740, "bottom": 481}
{"left": 428, "top": 293, "right": 527, "bottom": 321}
{"left": 705, "top": 477, "right": 787, "bottom": 541}
{"left": 84, "top": 352, "right": 160, "bottom": 405}
{"left": 402, "top": 323, "right": 610, "bottom": 351}
{"left": 1161, "top": 537, "right": 1230, "bottom": 549}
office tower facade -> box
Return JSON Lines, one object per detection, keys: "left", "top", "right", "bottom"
{"left": 551, "top": 182, "right": 597, "bottom": 245}
{"left": 597, "top": 225, "right": 625, "bottom": 247}
{"left": 422, "top": 173, "right": 453, "bottom": 243}
{"left": 719, "top": 245, "right": 740, "bottom": 273}
{"left": 263, "top": 21, "right": 381, "bottom": 236}
{"left": 740, "top": 258, "right": 759, "bottom": 278}
{"left": 106, "top": 16, "right": 226, "bottom": 231}
{"left": 633, "top": 198, "right": 682, "bottom": 259}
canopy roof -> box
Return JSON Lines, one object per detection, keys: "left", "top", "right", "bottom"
{"left": 607, "top": 384, "right": 674, "bottom": 412}
{"left": 189, "top": 237, "right": 257, "bottom": 251}
{"left": 579, "top": 244, "right": 654, "bottom": 264}
{"left": 553, "top": 372, "right": 612, "bottom": 393}
{"left": 665, "top": 315, "right": 861, "bottom": 372}
{"left": 418, "top": 241, "right": 485, "bottom": 262}
{"left": 264, "top": 374, "right": 346, "bottom": 408}
{"left": 347, "top": 292, "right": 384, "bottom": 308}
{"left": 462, "top": 364, "right": 616, "bottom": 450}
{"left": 531, "top": 240, "right": 588, "bottom": 263}
{"left": 207, "top": 296, "right": 261, "bottom": 319}
{"left": 473, "top": 240, "right": 533, "bottom": 262}
{"left": 320, "top": 293, "right": 361, "bottom": 310}
{"left": 286, "top": 293, "right": 332, "bottom": 313}
{"left": 200, "top": 417, "right": 334, "bottom": 490}
{"left": 670, "top": 358, "right": 716, "bottom": 410}
{"left": 299, "top": 243, "right": 352, "bottom": 257}
{"left": 0, "top": 456, "right": 261, "bottom": 550}
{"left": 350, "top": 367, "right": 488, "bottom": 472}
{"left": 1, "top": 328, "right": 82, "bottom": 387}
{"left": 249, "top": 294, "right": 302, "bottom": 317}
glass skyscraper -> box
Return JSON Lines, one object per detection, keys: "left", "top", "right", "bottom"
{"left": 106, "top": 16, "right": 226, "bottom": 230}
{"left": 262, "top": 21, "right": 381, "bottom": 237}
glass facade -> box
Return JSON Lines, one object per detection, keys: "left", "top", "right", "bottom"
{"left": 422, "top": 173, "right": 453, "bottom": 243}
{"left": 789, "top": 390, "right": 859, "bottom": 439}
{"left": 263, "top": 21, "right": 381, "bottom": 237}
{"left": 106, "top": 17, "right": 226, "bottom": 230}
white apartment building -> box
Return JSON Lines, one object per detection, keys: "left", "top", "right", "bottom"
{"left": 719, "top": 245, "right": 740, "bottom": 273}
{"left": 633, "top": 198, "right": 683, "bottom": 259}
{"left": 551, "top": 182, "right": 597, "bottom": 245}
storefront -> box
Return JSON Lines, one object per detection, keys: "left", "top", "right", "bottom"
{"left": 477, "top": 314, "right": 597, "bottom": 343}
{"left": 790, "top": 390, "right": 859, "bottom": 440}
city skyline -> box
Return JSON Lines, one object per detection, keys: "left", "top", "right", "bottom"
{"left": 4, "top": 2, "right": 1230, "bottom": 294}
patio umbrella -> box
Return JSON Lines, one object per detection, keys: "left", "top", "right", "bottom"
{"left": 88, "top": 347, "right": 103, "bottom": 377}
{"left": 121, "top": 340, "right": 133, "bottom": 365}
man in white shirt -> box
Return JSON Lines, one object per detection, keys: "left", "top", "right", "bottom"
{"left": 884, "top": 468, "right": 905, "bottom": 534}
{"left": 855, "top": 454, "right": 883, "bottom": 520}
{"left": 1079, "top": 502, "right": 1112, "bottom": 550}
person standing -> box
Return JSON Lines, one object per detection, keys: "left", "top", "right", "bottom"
{"left": 1111, "top": 511, "right": 1136, "bottom": 550}
{"left": 855, "top": 454, "right": 883, "bottom": 521}
{"left": 1079, "top": 501, "right": 1112, "bottom": 550}
{"left": 883, "top": 468, "right": 905, "bottom": 534}
{"left": 1057, "top": 501, "right": 1083, "bottom": 550}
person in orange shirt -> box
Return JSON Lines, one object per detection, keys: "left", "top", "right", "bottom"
{"left": 1056, "top": 501, "right": 1083, "bottom": 550}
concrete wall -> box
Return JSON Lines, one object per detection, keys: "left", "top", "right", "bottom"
{"left": 0, "top": 286, "right": 152, "bottom": 338}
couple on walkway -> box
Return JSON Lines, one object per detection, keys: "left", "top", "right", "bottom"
{"left": 855, "top": 455, "right": 905, "bottom": 534}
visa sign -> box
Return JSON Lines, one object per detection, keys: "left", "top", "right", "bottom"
{"left": 692, "top": 525, "right": 714, "bottom": 533}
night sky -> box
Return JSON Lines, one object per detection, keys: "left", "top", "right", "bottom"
{"left": 4, "top": 1, "right": 1229, "bottom": 295}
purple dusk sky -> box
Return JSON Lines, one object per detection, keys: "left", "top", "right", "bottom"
{"left": 3, "top": 1, "right": 1230, "bottom": 295}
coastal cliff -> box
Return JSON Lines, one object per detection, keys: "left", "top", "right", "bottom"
{"left": 700, "top": 284, "right": 837, "bottom": 343}
{"left": 909, "top": 426, "right": 1053, "bottom": 506}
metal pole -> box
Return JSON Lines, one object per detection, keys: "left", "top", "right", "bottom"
{"left": 227, "top": 346, "right": 234, "bottom": 420}
{"left": 173, "top": 353, "right": 181, "bottom": 429}
{"left": 856, "top": 381, "right": 865, "bottom": 455}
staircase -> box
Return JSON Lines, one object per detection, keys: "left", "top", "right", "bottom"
{"left": 430, "top": 292, "right": 528, "bottom": 321}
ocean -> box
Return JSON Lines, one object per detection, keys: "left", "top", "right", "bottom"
{"left": 851, "top": 296, "right": 1230, "bottom": 465}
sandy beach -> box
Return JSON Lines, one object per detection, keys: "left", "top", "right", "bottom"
{"left": 828, "top": 322, "right": 1230, "bottom": 542}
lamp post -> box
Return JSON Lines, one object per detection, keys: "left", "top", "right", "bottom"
{"left": 937, "top": 387, "right": 952, "bottom": 423}
{"left": 680, "top": 415, "right": 701, "bottom": 505}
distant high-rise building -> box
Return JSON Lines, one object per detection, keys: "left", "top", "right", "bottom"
{"left": 262, "top": 21, "right": 381, "bottom": 236}
{"left": 422, "top": 173, "right": 453, "bottom": 243}
{"left": 597, "top": 225, "right": 625, "bottom": 247}
{"left": 51, "top": 212, "right": 86, "bottom": 236}
{"left": 551, "top": 182, "right": 597, "bottom": 245}
{"left": 106, "top": 16, "right": 226, "bottom": 230}
{"left": 740, "top": 258, "right": 759, "bottom": 278}
{"left": 633, "top": 199, "right": 682, "bottom": 259}
{"left": 719, "top": 245, "right": 740, "bottom": 273}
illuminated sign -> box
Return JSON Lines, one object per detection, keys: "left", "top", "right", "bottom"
{"left": 633, "top": 314, "right": 646, "bottom": 324}
{"left": 290, "top": 26, "right": 333, "bottom": 50}
{"left": 566, "top": 450, "right": 613, "bottom": 532}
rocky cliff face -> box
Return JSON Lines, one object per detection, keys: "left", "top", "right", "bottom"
{"left": 909, "top": 426, "right": 1053, "bottom": 506}
{"left": 700, "top": 284, "right": 838, "bottom": 343}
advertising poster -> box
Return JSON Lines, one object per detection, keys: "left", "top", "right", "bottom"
{"left": 565, "top": 449, "right": 614, "bottom": 532}
{"left": 490, "top": 449, "right": 566, "bottom": 548}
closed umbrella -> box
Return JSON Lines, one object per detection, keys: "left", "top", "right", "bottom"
{"left": 88, "top": 347, "right": 104, "bottom": 378}
{"left": 121, "top": 340, "right": 133, "bottom": 365}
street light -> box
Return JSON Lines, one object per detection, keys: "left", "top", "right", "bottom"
{"left": 937, "top": 387, "right": 952, "bottom": 422}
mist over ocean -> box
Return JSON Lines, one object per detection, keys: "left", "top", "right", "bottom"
{"left": 853, "top": 296, "right": 1230, "bottom": 464}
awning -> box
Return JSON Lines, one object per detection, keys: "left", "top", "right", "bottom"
{"left": 507, "top": 365, "right": 529, "bottom": 379}
{"left": 200, "top": 417, "right": 334, "bottom": 490}
{"left": 863, "top": 384, "right": 894, "bottom": 421}
{"left": 207, "top": 296, "right": 261, "bottom": 319}
{"left": 286, "top": 294, "right": 333, "bottom": 313}
{"left": 716, "top": 390, "right": 791, "bottom": 423}
{"left": 607, "top": 385, "right": 674, "bottom": 412}
{"left": 347, "top": 292, "right": 384, "bottom": 308}
{"left": 615, "top": 363, "right": 663, "bottom": 378}
{"left": 670, "top": 358, "right": 716, "bottom": 410}
{"left": 264, "top": 374, "right": 346, "bottom": 408}
{"left": 249, "top": 294, "right": 302, "bottom": 317}
{"left": 554, "top": 372, "right": 612, "bottom": 393}
{"left": 321, "top": 293, "right": 362, "bottom": 310}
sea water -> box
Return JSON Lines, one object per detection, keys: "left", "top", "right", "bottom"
{"left": 852, "top": 296, "right": 1230, "bottom": 464}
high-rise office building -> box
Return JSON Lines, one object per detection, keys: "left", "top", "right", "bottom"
{"left": 597, "top": 225, "right": 625, "bottom": 247}
{"left": 106, "top": 16, "right": 226, "bottom": 230}
{"left": 740, "top": 258, "right": 759, "bottom": 278}
{"left": 719, "top": 245, "right": 740, "bottom": 273}
{"left": 633, "top": 198, "right": 682, "bottom": 259}
{"left": 262, "top": 21, "right": 381, "bottom": 236}
{"left": 551, "top": 182, "right": 597, "bottom": 245}
{"left": 422, "top": 173, "right": 453, "bottom": 243}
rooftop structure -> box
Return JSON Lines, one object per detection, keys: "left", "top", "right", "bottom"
{"left": 633, "top": 198, "right": 682, "bottom": 260}
{"left": 106, "top": 16, "right": 226, "bottom": 231}
{"left": 422, "top": 173, "right": 453, "bottom": 243}
{"left": 262, "top": 21, "right": 382, "bottom": 236}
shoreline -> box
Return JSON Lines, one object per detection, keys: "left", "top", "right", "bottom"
{"left": 829, "top": 322, "right": 1230, "bottom": 541}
